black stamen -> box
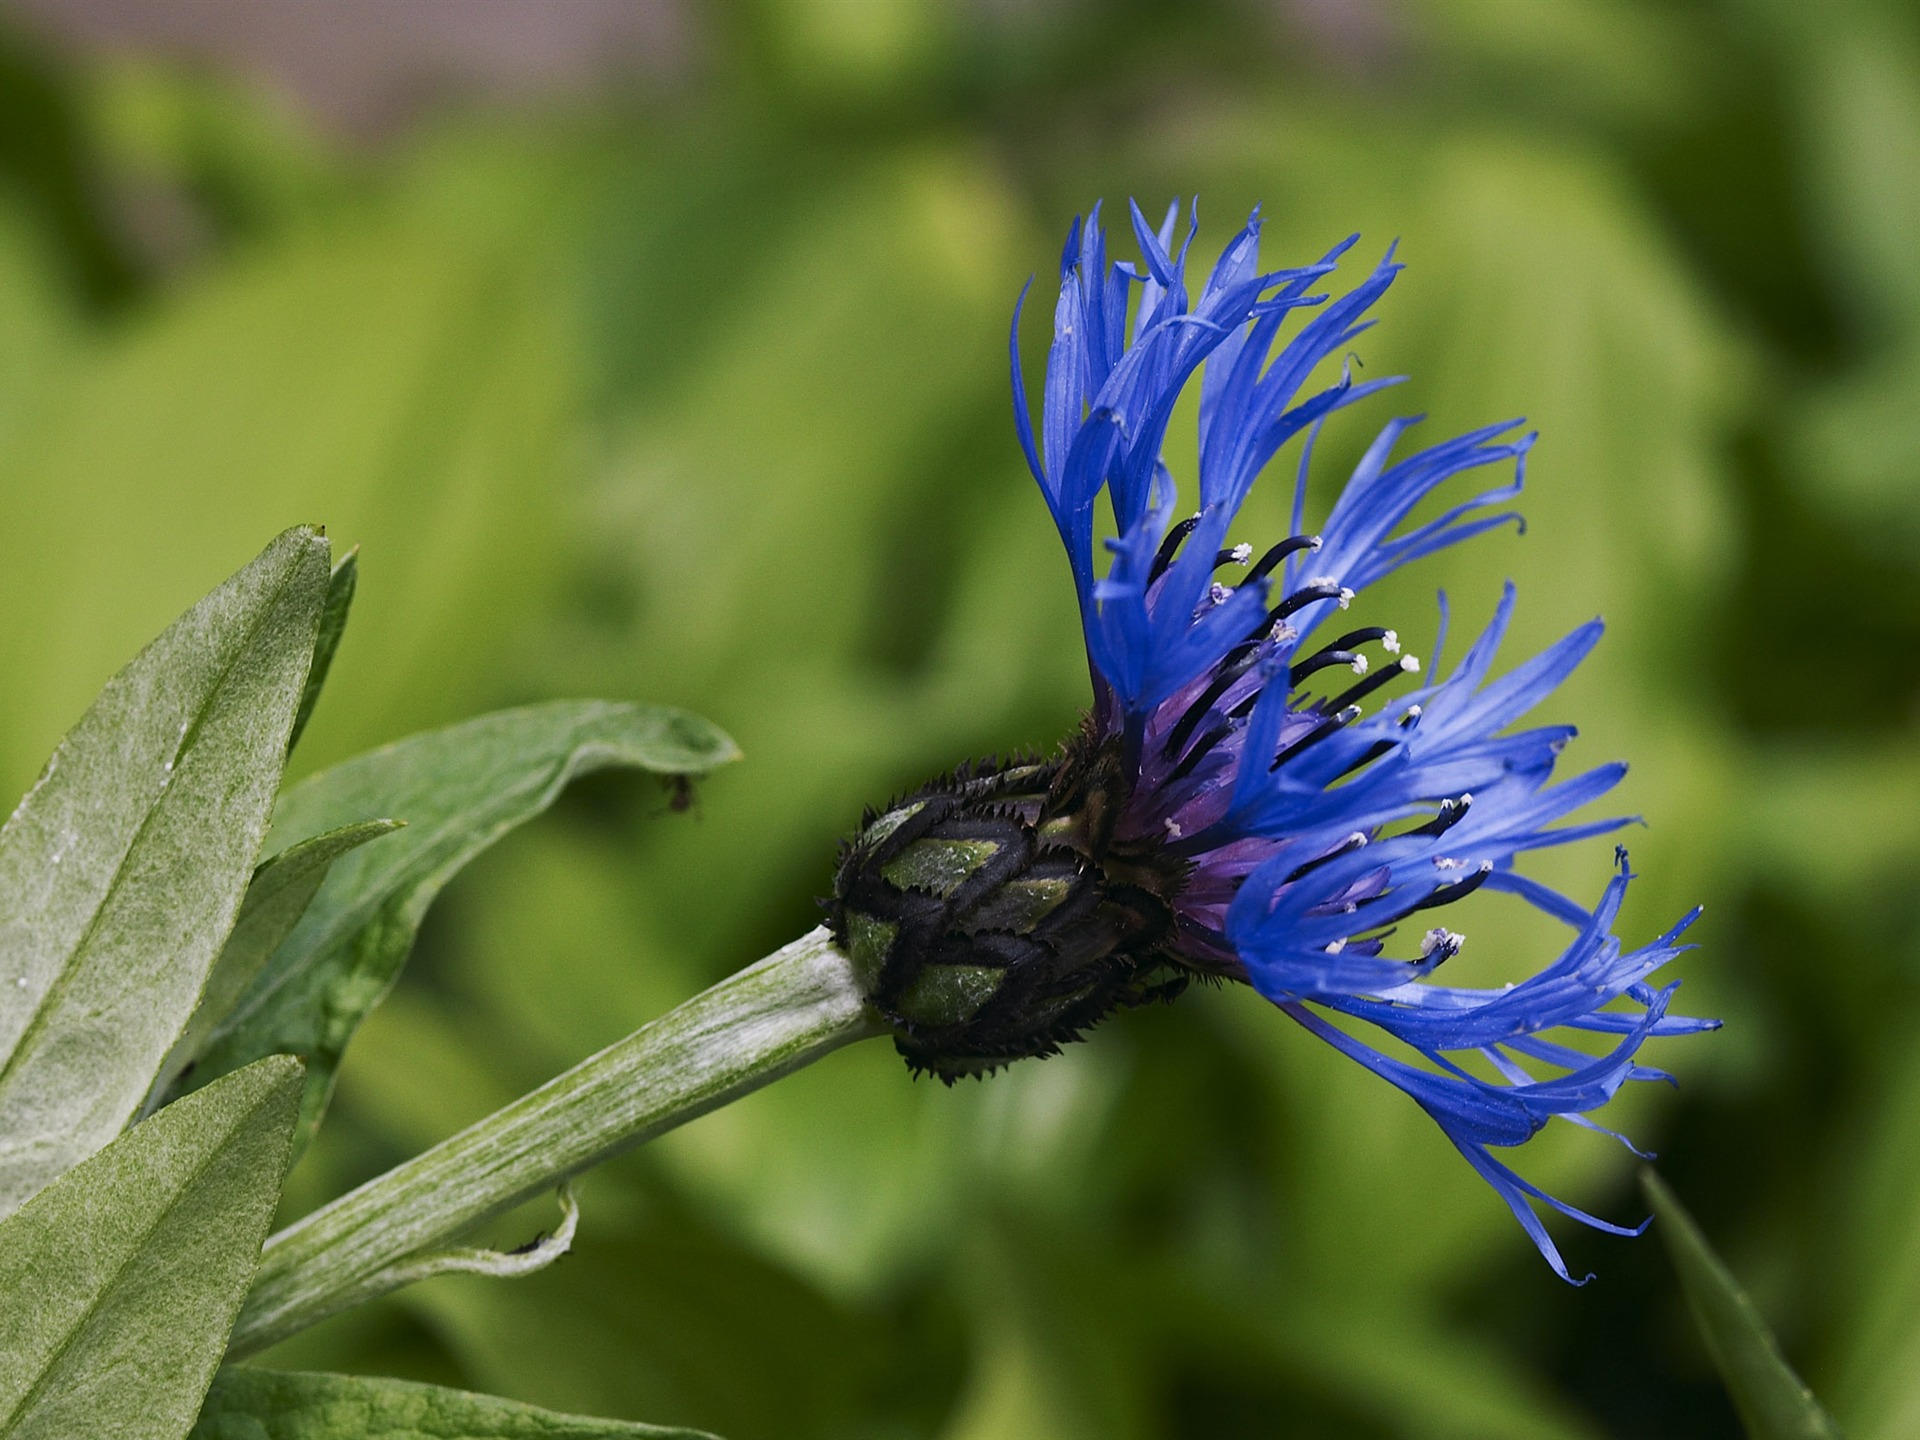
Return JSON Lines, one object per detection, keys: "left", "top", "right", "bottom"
{"left": 1221, "top": 634, "right": 1267, "bottom": 670}
{"left": 1329, "top": 737, "right": 1396, "bottom": 780}
{"left": 1227, "top": 556, "right": 1346, "bottom": 651}
{"left": 1269, "top": 582, "right": 1347, "bottom": 626}
{"left": 1348, "top": 861, "right": 1493, "bottom": 931}
{"left": 1270, "top": 704, "right": 1360, "bottom": 771}
{"left": 1283, "top": 831, "right": 1369, "bottom": 885}
{"left": 1324, "top": 657, "right": 1416, "bottom": 712}
{"left": 1167, "top": 579, "right": 1363, "bottom": 766}
{"left": 1149, "top": 516, "right": 1202, "bottom": 583}
{"left": 1214, "top": 548, "right": 1248, "bottom": 571}
{"left": 1244, "top": 534, "right": 1320, "bottom": 587}
{"left": 1161, "top": 648, "right": 1268, "bottom": 759}
{"left": 1290, "top": 649, "right": 1361, "bottom": 682}
{"left": 1408, "top": 862, "right": 1493, "bottom": 912}
{"left": 1409, "top": 795, "right": 1472, "bottom": 838}
{"left": 1166, "top": 720, "right": 1234, "bottom": 784}
{"left": 1315, "top": 626, "right": 1396, "bottom": 655}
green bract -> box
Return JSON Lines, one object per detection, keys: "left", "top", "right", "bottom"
{"left": 828, "top": 750, "right": 1194, "bottom": 1081}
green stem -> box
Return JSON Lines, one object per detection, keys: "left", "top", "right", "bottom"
{"left": 229, "top": 926, "right": 880, "bottom": 1357}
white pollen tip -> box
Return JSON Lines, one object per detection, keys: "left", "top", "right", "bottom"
{"left": 1229, "top": 543, "right": 1252, "bottom": 565}
{"left": 1337, "top": 588, "right": 1354, "bottom": 609}
{"left": 1350, "top": 654, "right": 1369, "bottom": 675}
{"left": 1401, "top": 655, "right": 1421, "bottom": 673}
{"left": 1209, "top": 582, "right": 1231, "bottom": 604}
{"left": 1381, "top": 630, "right": 1400, "bottom": 653}
{"left": 1270, "top": 622, "right": 1297, "bottom": 643}
{"left": 1164, "top": 819, "right": 1184, "bottom": 840}
{"left": 1324, "top": 938, "right": 1347, "bottom": 954}
{"left": 1420, "top": 927, "right": 1464, "bottom": 959}
{"left": 1307, "top": 535, "right": 1324, "bottom": 550}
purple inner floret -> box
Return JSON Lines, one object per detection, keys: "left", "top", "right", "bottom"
{"left": 1012, "top": 198, "right": 1717, "bottom": 1282}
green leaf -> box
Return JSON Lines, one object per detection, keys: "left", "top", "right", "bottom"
{"left": 148, "top": 820, "right": 404, "bottom": 1112}
{"left": 192, "top": 1369, "right": 720, "bottom": 1439}
{"left": 1641, "top": 1171, "right": 1841, "bottom": 1440}
{"left": 186, "top": 701, "right": 739, "bottom": 1149}
{"left": 288, "top": 548, "right": 358, "bottom": 757}
{"left": 0, "top": 527, "right": 329, "bottom": 1217}
{"left": 0, "top": 1055, "right": 303, "bottom": 1440}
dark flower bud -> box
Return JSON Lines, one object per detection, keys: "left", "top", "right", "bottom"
{"left": 827, "top": 742, "right": 1195, "bottom": 1081}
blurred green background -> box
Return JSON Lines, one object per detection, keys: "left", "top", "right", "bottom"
{"left": 1, "top": 0, "right": 1917, "bottom": 1435}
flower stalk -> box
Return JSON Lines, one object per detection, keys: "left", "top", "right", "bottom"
{"left": 228, "top": 926, "right": 880, "bottom": 1357}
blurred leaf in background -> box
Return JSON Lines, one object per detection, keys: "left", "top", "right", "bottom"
{"left": 4, "top": 0, "right": 1920, "bottom": 1437}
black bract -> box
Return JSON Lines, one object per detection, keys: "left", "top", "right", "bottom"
{"left": 828, "top": 743, "right": 1205, "bottom": 1081}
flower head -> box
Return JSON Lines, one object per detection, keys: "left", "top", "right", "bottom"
{"left": 830, "top": 199, "right": 1716, "bottom": 1281}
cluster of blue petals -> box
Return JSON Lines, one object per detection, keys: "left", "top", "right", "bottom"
{"left": 1012, "top": 199, "right": 1717, "bottom": 1282}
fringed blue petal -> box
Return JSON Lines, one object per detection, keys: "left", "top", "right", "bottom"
{"left": 1015, "top": 204, "right": 1440, "bottom": 720}
{"left": 1006, "top": 200, "right": 1714, "bottom": 1277}
{"left": 1241, "top": 856, "right": 1708, "bottom": 1281}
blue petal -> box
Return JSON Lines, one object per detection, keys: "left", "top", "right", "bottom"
{"left": 1238, "top": 856, "right": 1704, "bottom": 1279}
{"left": 1005, "top": 204, "right": 1713, "bottom": 1278}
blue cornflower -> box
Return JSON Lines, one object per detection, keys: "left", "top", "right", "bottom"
{"left": 830, "top": 200, "right": 1715, "bottom": 1282}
